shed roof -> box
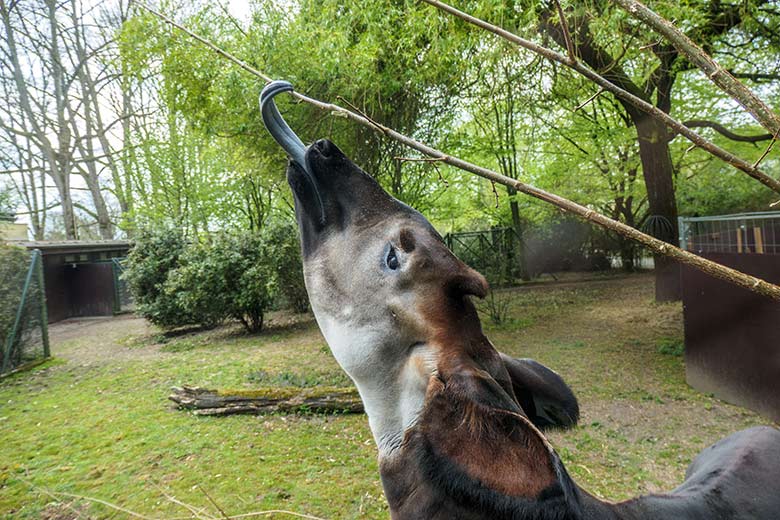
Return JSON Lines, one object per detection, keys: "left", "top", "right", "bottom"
{"left": 18, "top": 240, "right": 132, "bottom": 255}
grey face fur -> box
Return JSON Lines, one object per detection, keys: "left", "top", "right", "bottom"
{"left": 288, "top": 139, "right": 484, "bottom": 455}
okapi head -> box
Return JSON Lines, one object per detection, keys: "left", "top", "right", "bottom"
{"left": 291, "top": 136, "right": 584, "bottom": 515}
{"left": 293, "top": 135, "right": 513, "bottom": 430}
{"left": 262, "top": 82, "right": 582, "bottom": 517}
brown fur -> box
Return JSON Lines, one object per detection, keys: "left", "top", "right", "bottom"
{"left": 419, "top": 373, "right": 560, "bottom": 498}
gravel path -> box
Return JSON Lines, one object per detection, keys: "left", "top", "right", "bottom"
{"left": 48, "top": 314, "right": 162, "bottom": 366}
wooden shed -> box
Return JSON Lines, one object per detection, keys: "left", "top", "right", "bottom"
{"left": 19, "top": 240, "right": 132, "bottom": 323}
{"left": 679, "top": 212, "right": 780, "bottom": 421}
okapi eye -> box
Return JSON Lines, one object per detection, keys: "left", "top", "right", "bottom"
{"left": 386, "top": 246, "right": 399, "bottom": 270}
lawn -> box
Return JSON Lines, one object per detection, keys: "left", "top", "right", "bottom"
{"left": 0, "top": 273, "right": 771, "bottom": 519}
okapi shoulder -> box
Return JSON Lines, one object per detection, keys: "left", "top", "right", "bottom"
{"left": 409, "top": 370, "right": 583, "bottom": 519}
{"left": 674, "top": 426, "right": 780, "bottom": 518}
{"left": 500, "top": 354, "right": 580, "bottom": 431}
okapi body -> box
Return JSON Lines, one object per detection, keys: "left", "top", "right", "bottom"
{"left": 260, "top": 81, "right": 780, "bottom": 520}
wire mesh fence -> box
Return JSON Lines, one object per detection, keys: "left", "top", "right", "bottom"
{"left": 445, "top": 228, "right": 518, "bottom": 286}
{"left": 678, "top": 212, "right": 780, "bottom": 255}
{"left": 1, "top": 248, "right": 50, "bottom": 375}
{"left": 111, "top": 257, "right": 135, "bottom": 313}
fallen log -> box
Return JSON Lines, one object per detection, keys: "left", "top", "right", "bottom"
{"left": 169, "top": 385, "right": 364, "bottom": 416}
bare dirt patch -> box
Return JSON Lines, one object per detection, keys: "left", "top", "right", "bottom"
{"left": 48, "top": 314, "right": 161, "bottom": 366}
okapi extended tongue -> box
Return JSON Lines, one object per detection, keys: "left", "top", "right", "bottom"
{"left": 260, "top": 80, "right": 307, "bottom": 169}
{"left": 260, "top": 80, "right": 326, "bottom": 226}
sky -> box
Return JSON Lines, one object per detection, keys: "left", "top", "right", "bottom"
{"left": 226, "top": 0, "right": 252, "bottom": 23}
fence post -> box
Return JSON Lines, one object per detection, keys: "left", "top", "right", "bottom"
{"left": 35, "top": 250, "right": 50, "bottom": 358}
{"left": 112, "top": 259, "right": 121, "bottom": 314}
{"left": 677, "top": 217, "right": 687, "bottom": 250}
{"left": 2, "top": 249, "right": 39, "bottom": 372}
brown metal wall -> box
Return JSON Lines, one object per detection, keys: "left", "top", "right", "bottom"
{"left": 681, "top": 253, "right": 780, "bottom": 421}
{"left": 66, "top": 263, "right": 115, "bottom": 317}
{"left": 43, "top": 257, "right": 70, "bottom": 323}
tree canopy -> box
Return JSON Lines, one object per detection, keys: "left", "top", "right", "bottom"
{"left": 2, "top": 0, "right": 778, "bottom": 286}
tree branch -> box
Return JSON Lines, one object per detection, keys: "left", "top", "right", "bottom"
{"left": 421, "top": 0, "right": 780, "bottom": 194}
{"left": 681, "top": 120, "right": 774, "bottom": 143}
{"left": 729, "top": 71, "right": 780, "bottom": 83}
{"left": 614, "top": 0, "right": 780, "bottom": 136}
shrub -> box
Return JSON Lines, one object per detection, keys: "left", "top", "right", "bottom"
{"left": 0, "top": 245, "right": 46, "bottom": 369}
{"left": 0, "top": 245, "right": 35, "bottom": 340}
{"left": 123, "top": 227, "right": 196, "bottom": 328}
{"left": 262, "top": 219, "right": 308, "bottom": 313}
{"left": 124, "top": 222, "right": 307, "bottom": 333}
{"left": 199, "top": 232, "right": 275, "bottom": 332}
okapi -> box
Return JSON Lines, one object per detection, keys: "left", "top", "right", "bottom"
{"left": 261, "top": 81, "right": 780, "bottom": 520}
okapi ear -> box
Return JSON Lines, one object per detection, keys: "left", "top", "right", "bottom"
{"left": 499, "top": 353, "right": 580, "bottom": 431}
{"left": 446, "top": 267, "right": 489, "bottom": 299}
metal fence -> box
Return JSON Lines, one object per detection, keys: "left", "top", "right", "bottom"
{"left": 1, "top": 249, "right": 50, "bottom": 375}
{"left": 111, "top": 257, "right": 134, "bottom": 313}
{"left": 678, "top": 212, "right": 780, "bottom": 255}
{"left": 445, "top": 228, "right": 518, "bottom": 285}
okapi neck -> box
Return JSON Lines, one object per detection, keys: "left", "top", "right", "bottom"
{"left": 429, "top": 298, "right": 518, "bottom": 405}
{"left": 378, "top": 373, "right": 585, "bottom": 520}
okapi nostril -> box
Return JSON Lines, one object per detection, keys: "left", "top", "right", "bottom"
{"left": 315, "top": 139, "right": 333, "bottom": 158}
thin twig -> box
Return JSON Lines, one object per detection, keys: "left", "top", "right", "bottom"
{"left": 752, "top": 132, "right": 779, "bottom": 169}
{"left": 573, "top": 88, "right": 604, "bottom": 112}
{"left": 394, "top": 156, "right": 447, "bottom": 163}
{"left": 229, "top": 511, "right": 327, "bottom": 520}
{"left": 42, "top": 491, "right": 160, "bottom": 520}
{"left": 23, "top": 480, "right": 88, "bottom": 520}
{"left": 394, "top": 156, "right": 450, "bottom": 187}
{"left": 433, "top": 163, "right": 449, "bottom": 188}
{"left": 199, "top": 485, "right": 231, "bottom": 520}
{"left": 638, "top": 39, "right": 662, "bottom": 50}
{"left": 136, "top": 3, "right": 271, "bottom": 82}
{"left": 335, "top": 96, "right": 387, "bottom": 135}
{"left": 216, "top": 1, "right": 247, "bottom": 37}
{"left": 553, "top": 0, "right": 576, "bottom": 63}
{"left": 158, "top": 486, "right": 216, "bottom": 520}
{"left": 490, "top": 181, "right": 500, "bottom": 208}
{"left": 24, "top": 476, "right": 324, "bottom": 520}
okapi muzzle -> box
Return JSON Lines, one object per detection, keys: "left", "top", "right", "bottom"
{"left": 261, "top": 81, "right": 780, "bottom": 520}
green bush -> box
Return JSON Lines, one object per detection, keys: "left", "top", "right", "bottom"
{"left": 124, "top": 222, "right": 307, "bottom": 333}
{"left": 173, "top": 233, "right": 275, "bottom": 332}
{"left": 123, "top": 227, "right": 195, "bottom": 328}
{"left": 0, "top": 245, "right": 33, "bottom": 338}
{"left": 263, "top": 219, "right": 308, "bottom": 313}
{"left": 0, "top": 245, "right": 43, "bottom": 369}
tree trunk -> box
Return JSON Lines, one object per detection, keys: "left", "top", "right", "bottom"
{"left": 619, "top": 238, "right": 636, "bottom": 271}
{"left": 633, "top": 115, "right": 680, "bottom": 301}
{"left": 82, "top": 174, "right": 114, "bottom": 239}
{"left": 507, "top": 187, "right": 530, "bottom": 281}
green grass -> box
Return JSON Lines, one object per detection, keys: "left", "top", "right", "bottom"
{"left": 0, "top": 273, "right": 772, "bottom": 518}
